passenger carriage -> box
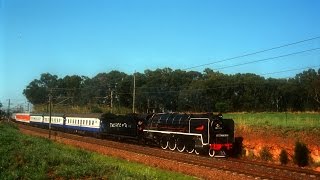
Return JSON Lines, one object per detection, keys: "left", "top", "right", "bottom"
{"left": 13, "top": 113, "right": 30, "bottom": 124}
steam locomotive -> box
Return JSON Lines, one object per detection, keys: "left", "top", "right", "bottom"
{"left": 143, "top": 113, "right": 234, "bottom": 157}
{"left": 13, "top": 112, "right": 234, "bottom": 157}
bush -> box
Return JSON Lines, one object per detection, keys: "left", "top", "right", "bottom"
{"left": 293, "top": 141, "right": 310, "bottom": 167}
{"left": 215, "top": 102, "right": 229, "bottom": 113}
{"left": 259, "top": 147, "right": 273, "bottom": 161}
{"left": 90, "top": 105, "right": 103, "bottom": 113}
{"left": 279, "top": 149, "right": 289, "bottom": 165}
{"left": 248, "top": 150, "right": 255, "bottom": 159}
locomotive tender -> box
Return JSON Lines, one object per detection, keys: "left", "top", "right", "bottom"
{"left": 12, "top": 112, "right": 234, "bottom": 157}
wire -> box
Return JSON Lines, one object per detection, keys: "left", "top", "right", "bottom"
{"left": 183, "top": 36, "right": 320, "bottom": 70}
{"left": 260, "top": 65, "right": 320, "bottom": 76}
{"left": 212, "top": 48, "right": 320, "bottom": 70}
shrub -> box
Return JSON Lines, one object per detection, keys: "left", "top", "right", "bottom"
{"left": 90, "top": 105, "right": 103, "bottom": 113}
{"left": 279, "top": 149, "right": 289, "bottom": 165}
{"left": 259, "top": 147, "right": 273, "bottom": 161}
{"left": 248, "top": 150, "right": 255, "bottom": 159}
{"left": 293, "top": 141, "right": 310, "bottom": 167}
{"left": 215, "top": 102, "right": 229, "bottom": 113}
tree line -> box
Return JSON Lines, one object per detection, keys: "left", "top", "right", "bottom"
{"left": 23, "top": 68, "right": 320, "bottom": 113}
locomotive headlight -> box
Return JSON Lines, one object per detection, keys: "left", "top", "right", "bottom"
{"left": 215, "top": 123, "right": 222, "bottom": 130}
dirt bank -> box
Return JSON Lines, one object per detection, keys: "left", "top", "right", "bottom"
{"left": 236, "top": 125, "right": 320, "bottom": 170}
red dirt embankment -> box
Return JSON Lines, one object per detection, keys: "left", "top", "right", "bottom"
{"left": 236, "top": 125, "right": 320, "bottom": 171}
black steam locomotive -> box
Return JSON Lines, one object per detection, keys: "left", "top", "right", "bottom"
{"left": 100, "top": 112, "right": 234, "bottom": 157}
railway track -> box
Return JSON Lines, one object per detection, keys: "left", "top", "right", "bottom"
{"left": 17, "top": 123, "right": 320, "bottom": 180}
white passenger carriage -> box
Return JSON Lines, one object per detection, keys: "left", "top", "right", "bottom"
{"left": 30, "top": 114, "right": 64, "bottom": 127}
{"left": 65, "top": 115, "right": 101, "bottom": 133}
{"left": 29, "top": 113, "right": 101, "bottom": 133}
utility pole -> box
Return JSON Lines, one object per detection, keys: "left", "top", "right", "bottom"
{"left": 132, "top": 72, "right": 136, "bottom": 114}
{"left": 110, "top": 90, "right": 113, "bottom": 113}
{"left": 48, "top": 90, "right": 52, "bottom": 139}
{"left": 7, "top": 99, "right": 10, "bottom": 121}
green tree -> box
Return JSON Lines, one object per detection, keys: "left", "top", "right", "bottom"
{"left": 0, "top": 102, "right": 5, "bottom": 117}
{"left": 59, "top": 75, "right": 85, "bottom": 105}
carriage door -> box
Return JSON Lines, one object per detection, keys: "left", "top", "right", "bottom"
{"left": 63, "top": 115, "right": 66, "bottom": 126}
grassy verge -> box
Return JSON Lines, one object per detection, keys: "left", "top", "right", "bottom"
{"left": 0, "top": 122, "right": 194, "bottom": 179}
{"left": 224, "top": 112, "right": 320, "bottom": 131}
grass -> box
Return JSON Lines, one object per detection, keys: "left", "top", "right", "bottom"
{"left": 0, "top": 122, "right": 195, "bottom": 180}
{"left": 224, "top": 112, "right": 320, "bottom": 131}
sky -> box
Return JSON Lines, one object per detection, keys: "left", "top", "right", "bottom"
{"left": 1, "top": 0, "right": 320, "bottom": 108}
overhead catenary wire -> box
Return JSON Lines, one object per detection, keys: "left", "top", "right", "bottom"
{"left": 259, "top": 65, "right": 320, "bottom": 76}
{"left": 211, "top": 48, "right": 320, "bottom": 71}
{"left": 182, "top": 36, "right": 320, "bottom": 70}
